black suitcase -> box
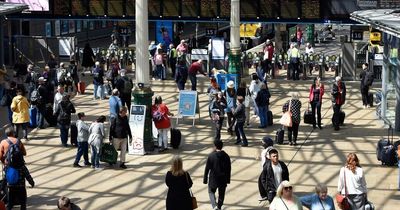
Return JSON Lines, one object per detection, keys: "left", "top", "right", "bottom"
{"left": 303, "top": 105, "right": 313, "bottom": 124}
{"left": 267, "top": 111, "right": 273, "bottom": 126}
{"left": 275, "top": 128, "right": 284, "bottom": 145}
{"left": 70, "top": 122, "right": 78, "bottom": 146}
{"left": 377, "top": 125, "right": 398, "bottom": 166}
{"left": 170, "top": 128, "right": 181, "bottom": 149}
{"left": 368, "top": 93, "right": 373, "bottom": 107}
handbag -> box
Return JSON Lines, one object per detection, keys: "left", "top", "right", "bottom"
{"left": 185, "top": 172, "right": 198, "bottom": 209}
{"left": 100, "top": 142, "right": 118, "bottom": 164}
{"left": 279, "top": 100, "right": 292, "bottom": 127}
{"left": 336, "top": 168, "right": 351, "bottom": 210}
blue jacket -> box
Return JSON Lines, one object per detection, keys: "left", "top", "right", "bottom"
{"left": 109, "top": 95, "right": 122, "bottom": 118}
{"left": 300, "top": 193, "right": 335, "bottom": 210}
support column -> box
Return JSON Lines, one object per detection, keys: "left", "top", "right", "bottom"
{"left": 228, "top": 0, "right": 241, "bottom": 79}
{"left": 381, "top": 35, "right": 389, "bottom": 120}
{"left": 395, "top": 46, "right": 400, "bottom": 131}
{"left": 0, "top": 17, "right": 4, "bottom": 66}
{"left": 132, "top": 0, "right": 154, "bottom": 152}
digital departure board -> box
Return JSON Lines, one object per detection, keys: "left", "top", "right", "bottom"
{"left": 200, "top": 0, "right": 218, "bottom": 18}
{"left": 220, "top": 0, "right": 230, "bottom": 18}
{"left": 149, "top": 0, "right": 161, "bottom": 17}
{"left": 163, "top": 0, "right": 179, "bottom": 17}
{"left": 302, "top": 0, "right": 320, "bottom": 18}
{"left": 260, "top": 0, "right": 279, "bottom": 18}
{"left": 126, "top": 0, "right": 135, "bottom": 16}
{"left": 281, "top": 0, "right": 298, "bottom": 18}
{"left": 53, "top": 0, "right": 69, "bottom": 15}
{"left": 89, "top": 0, "right": 105, "bottom": 16}
{"left": 182, "top": 0, "right": 198, "bottom": 17}
{"left": 108, "top": 0, "right": 124, "bottom": 17}
{"left": 240, "top": 0, "right": 258, "bottom": 18}
{"left": 71, "top": 0, "right": 86, "bottom": 16}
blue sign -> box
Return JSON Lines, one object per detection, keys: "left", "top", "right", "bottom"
{"left": 216, "top": 74, "right": 238, "bottom": 91}
{"left": 178, "top": 91, "right": 198, "bottom": 117}
{"left": 156, "top": 21, "right": 173, "bottom": 50}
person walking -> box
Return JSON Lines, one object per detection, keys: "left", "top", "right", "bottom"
{"left": 25, "top": 64, "right": 39, "bottom": 100}
{"left": 88, "top": 115, "right": 106, "bottom": 169}
{"left": 165, "top": 156, "right": 194, "bottom": 210}
{"left": 359, "top": 63, "right": 373, "bottom": 108}
{"left": 203, "top": 140, "right": 231, "bottom": 210}
{"left": 54, "top": 95, "right": 76, "bottom": 147}
{"left": 207, "top": 78, "right": 221, "bottom": 119}
{"left": 53, "top": 85, "right": 65, "bottom": 114}
{"left": 36, "top": 77, "right": 49, "bottom": 129}
{"left": 109, "top": 89, "right": 122, "bottom": 121}
{"left": 115, "top": 69, "right": 133, "bottom": 112}
{"left": 255, "top": 83, "right": 271, "bottom": 129}
{"left": 13, "top": 55, "right": 28, "bottom": 86}
{"left": 236, "top": 81, "right": 251, "bottom": 127}
{"left": 11, "top": 88, "right": 30, "bottom": 141}
{"left": 73, "top": 112, "right": 91, "bottom": 168}
{"left": 337, "top": 153, "right": 368, "bottom": 210}
{"left": 211, "top": 92, "right": 226, "bottom": 141}
{"left": 331, "top": 76, "right": 346, "bottom": 131}
{"left": 309, "top": 77, "right": 324, "bottom": 129}
{"left": 300, "top": 183, "right": 335, "bottom": 210}
{"left": 288, "top": 43, "right": 301, "bottom": 80}
{"left": 282, "top": 92, "right": 302, "bottom": 145}
{"left": 188, "top": 60, "right": 206, "bottom": 91}
{"left": 109, "top": 106, "right": 132, "bottom": 169}
{"left": 249, "top": 73, "right": 261, "bottom": 116}
{"left": 262, "top": 39, "right": 274, "bottom": 78}
{"left": 168, "top": 44, "right": 177, "bottom": 78}
{"left": 260, "top": 149, "right": 289, "bottom": 202}
{"left": 92, "top": 61, "right": 105, "bottom": 100}
{"left": 224, "top": 81, "right": 237, "bottom": 135}
{"left": 152, "top": 96, "right": 173, "bottom": 152}
{"left": 175, "top": 59, "right": 188, "bottom": 91}
{"left": 269, "top": 181, "right": 303, "bottom": 210}
{"left": 82, "top": 43, "right": 96, "bottom": 74}
{"left": 232, "top": 96, "right": 248, "bottom": 147}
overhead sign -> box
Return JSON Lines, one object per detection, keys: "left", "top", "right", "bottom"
{"left": 206, "top": 28, "right": 216, "bottom": 37}
{"left": 357, "top": 0, "right": 378, "bottom": 8}
{"left": 352, "top": 30, "right": 363, "bottom": 40}
{"left": 178, "top": 91, "right": 198, "bottom": 117}
{"left": 128, "top": 105, "right": 146, "bottom": 156}
{"left": 240, "top": 23, "right": 261, "bottom": 37}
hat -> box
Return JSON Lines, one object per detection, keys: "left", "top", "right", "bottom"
{"left": 266, "top": 39, "right": 271, "bottom": 44}
{"left": 262, "top": 137, "right": 273, "bottom": 148}
{"left": 38, "top": 77, "right": 46, "bottom": 82}
{"left": 227, "top": 80, "right": 234, "bottom": 88}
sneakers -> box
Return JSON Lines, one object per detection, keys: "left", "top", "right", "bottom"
{"left": 84, "top": 162, "right": 92, "bottom": 166}
{"left": 258, "top": 197, "right": 268, "bottom": 201}
{"left": 213, "top": 207, "right": 221, "bottom": 210}
{"left": 73, "top": 163, "right": 82, "bottom": 168}
{"left": 120, "top": 163, "right": 127, "bottom": 169}
{"left": 367, "top": 105, "right": 370, "bottom": 108}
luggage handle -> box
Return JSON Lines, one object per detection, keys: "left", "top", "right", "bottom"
{"left": 388, "top": 124, "right": 393, "bottom": 144}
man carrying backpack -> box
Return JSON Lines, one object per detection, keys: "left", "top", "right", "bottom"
{"left": 35, "top": 77, "right": 49, "bottom": 129}
{"left": 116, "top": 69, "right": 133, "bottom": 112}
{"left": 54, "top": 95, "right": 76, "bottom": 147}
{"left": 360, "top": 63, "right": 374, "bottom": 108}
{"left": 0, "top": 126, "right": 34, "bottom": 210}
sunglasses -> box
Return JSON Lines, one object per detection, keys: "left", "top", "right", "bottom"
{"left": 284, "top": 186, "right": 293, "bottom": 190}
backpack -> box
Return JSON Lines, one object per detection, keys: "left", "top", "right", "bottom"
{"left": 58, "top": 103, "right": 69, "bottom": 123}
{"left": 6, "top": 167, "right": 19, "bottom": 185}
{"left": 30, "top": 88, "right": 41, "bottom": 105}
{"left": 5, "top": 138, "right": 24, "bottom": 168}
{"left": 364, "top": 71, "right": 374, "bottom": 86}
{"left": 152, "top": 110, "right": 164, "bottom": 122}
{"left": 122, "top": 77, "right": 133, "bottom": 93}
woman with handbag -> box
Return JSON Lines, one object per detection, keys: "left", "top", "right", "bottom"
{"left": 165, "top": 156, "right": 194, "bottom": 210}
{"left": 282, "top": 92, "right": 302, "bottom": 146}
{"left": 269, "top": 180, "right": 303, "bottom": 210}
{"left": 309, "top": 77, "right": 324, "bottom": 129}
{"left": 337, "top": 153, "right": 368, "bottom": 210}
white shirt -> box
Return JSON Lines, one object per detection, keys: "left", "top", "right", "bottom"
{"left": 337, "top": 166, "right": 367, "bottom": 195}
{"left": 305, "top": 47, "right": 314, "bottom": 55}
{"left": 249, "top": 80, "right": 261, "bottom": 100}
{"left": 53, "top": 92, "right": 64, "bottom": 114}
{"left": 272, "top": 163, "right": 283, "bottom": 188}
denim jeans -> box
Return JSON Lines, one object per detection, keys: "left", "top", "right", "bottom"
{"left": 176, "top": 81, "right": 185, "bottom": 90}
{"left": 0, "top": 84, "right": 4, "bottom": 100}
{"left": 93, "top": 84, "right": 105, "bottom": 99}
{"left": 214, "top": 117, "right": 224, "bottom": 141}
{"left": 14, "top": 123, "right": 28, "bottom": 139}
{"left": 235, "top": 121, "right": 248, "bottom": 145}
{"left": 91, "top": 145, "right": 100, "bottom": 168}
{"left": 36, "top": 105, "right": 46, "bottom": 128}
{"left": 75, "top": 142, "right": 90, "bottom": 165}
{"left": 311, "top": 101, "right": 322, "bottom": 127}
{"left": 189, "top": 74, "right": 197, "bottom": 91}
{"left": 208, "top": 186, "right": 226, "bottom": 210}
{"left": 156, "top": 64, "right": 163, "bottom": 79}
{"left": 59, "top": 123, "right": 70, "bottom": 146}
{"left": 7, "top": 106, "right": 13, "bottom": 124}
{"left": 258, "top": 106, "right": 268, "bottom": 127}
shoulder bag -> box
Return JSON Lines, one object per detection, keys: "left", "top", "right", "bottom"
{"left": 335, "top": 167, "right": 351, "bottom": 210}
{"left": 279, "top": 100, "right": 292, "bottom": 127}
{"left": 185, "top": 172, "right": 198, "bottom": 209}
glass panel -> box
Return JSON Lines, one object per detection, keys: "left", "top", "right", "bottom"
{"left": 53, "top": 0, "right": 69, "bottom": 15}
{"left": 220, "top": 0, "right": 231, "bottom": 18}
{"left": 89, "top": 0, "right": 105, "bottom": 16}
{"left": 108, "top": 0, "right": 124, "bottom": 16}
{"left": 200, "top": 0, "right": 217, "bottom": 17}
{"left": 182, "top": 0, "right": 197, "bottom": 17}
{"left": 302, "top": 0, "right": 319, "bottom": 18}
{"left": 126, "top": 0, "right": 135, "bottom": 16}
{"left": 72, "top": 0, "right": 86, "bottom": 16}
{"left": 148, "top": 0, "right": 161, "bottom": 17}
{"left": 260, "top": 0, "right": 278, "bottom": 18}
{"left": 280, "top": 0, "right": 297, "bottom": 18}
{"left": 241, "top": 0, "right": 257, "bottom": 18}
{"left": 163, "top": 0, "right": 179, "bottom": 17}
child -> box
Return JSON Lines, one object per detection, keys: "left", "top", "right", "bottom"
{"left": 73, "top": 112, "right": 91, "bottom": 167}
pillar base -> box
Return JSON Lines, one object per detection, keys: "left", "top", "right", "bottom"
{"left": 132, "top": 86, "right": 154, "bottom": 152}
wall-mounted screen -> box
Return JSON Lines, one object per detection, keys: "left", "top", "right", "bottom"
{"left": 6, "top": 0, "right": 49, "bottom": 11}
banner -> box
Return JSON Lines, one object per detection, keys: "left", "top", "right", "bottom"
{"left": 128, "top": 105, "right": 146, "bottom": 156}
{"left": 156, "top": 21, "right": 173, "bottom": 49}
{"left": 178, "top": 91, "right": 198, "bottom": 117}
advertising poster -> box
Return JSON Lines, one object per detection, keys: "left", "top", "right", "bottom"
{"left": 76, "top": 21, "right": 81, "bottom": 32}
{"left": 128, "top": 105, "right": 146, "bottom": 156}
{"left": 212, "top": 37, "right": 225, "bottom": 60}
{"left": 178, "top": 91, "right": 198, "bottom": 117}
{"left": 61, "top": 20, "right": 69, "bottom": 35}
{"left": 55, "top": 20, "right": 60, "bottom": 36}
{"left": 69, "top": 20, "right": 75, "bottom": 34}
{"left": 216, "top": 74, "right": 238, "bottom": 91}
{"left": 156, "top": 21, "right": 173, "bottom": 49}
{"left": 45, "top": 22, "right": 51, "bottom": 37}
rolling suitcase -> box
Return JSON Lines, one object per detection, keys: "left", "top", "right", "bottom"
{"left": 267, "top": 110, "right": 273, "bottom": 126}
{"left": 77, "top": 81, "right": 86, "bottom": 94}
{"left": 368, "top": 92, "right": 373, "bottom": 107}
{"left": 275, "top": 127, "right": 284, "bottom": 145}
{"left": 29, "top": 106, "right": 37, "bottom": 128}
{"left": 170, "top": 128, "right": 181, "bottom": 149}
{"left": 303, "top": 104, "right": 313, "bottom": 125}
{"left": 70, "top": 122, "right": 78, "bottom": 146}
{"left": 377, "top": 125, "right": 397, "bottom": 166}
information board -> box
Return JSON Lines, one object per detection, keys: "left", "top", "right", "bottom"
{"left": 178, "top": 91, "right": 198, "bottom": 117}
{"left": 128, "top": 105, "right": 146, "bottom": 156}
{"left": 212, "top": 38, "right": 225, "bottom": 60}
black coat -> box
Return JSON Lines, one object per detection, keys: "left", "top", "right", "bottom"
{"left": 260, "top": 160, "right": 289, "bottom": 193}
{"left": 55, "top": 100, "right": 76, "bottom": 125}
{"left": 203, "top": 150, "right": 231, "bottom": 188}
{"left": 109, "top": 115, "right": 132, "bottom": 140}
{"left": 165, "top": 171, "right": 193, "bottom": 210}
{"left": 82, "top": 46, "right": 95, "bottom": 68}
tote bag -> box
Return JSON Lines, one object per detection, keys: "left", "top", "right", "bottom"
{"left": 279, "top": 100, "right": 292, "bottom": 127}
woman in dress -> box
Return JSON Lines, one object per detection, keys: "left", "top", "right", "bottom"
{"left": 165, "top": 156, "right": 193, "bottom": 210}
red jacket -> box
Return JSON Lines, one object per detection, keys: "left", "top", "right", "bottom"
{"left": 309, "top": 84, "right": 324, "bottom": 103}
{"left": 152, "top": 104, "right": 171, "bottom": 129}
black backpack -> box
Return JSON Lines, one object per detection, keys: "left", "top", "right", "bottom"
{"left": 5, "top": 138, "right": 24, "bottom": 168}
{"left": 30, "top": 88, "right": 42, "bottom": 105}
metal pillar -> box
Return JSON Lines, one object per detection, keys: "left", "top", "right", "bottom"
{"left": 228, "top": 0, "right": 241, "bottom": 79}
{"left": 381, "top": 37, "right": 389, "bottom": 120}
{"left": 0, "top": 17, "right": 4, "bottom": 67}
{"left": 132, "top": 0, "right": 154, "bottom": 152}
